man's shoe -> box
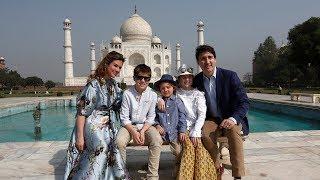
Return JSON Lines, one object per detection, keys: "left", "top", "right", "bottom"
{"left": 234, "top": 177, "right": 241, "bottom": 180}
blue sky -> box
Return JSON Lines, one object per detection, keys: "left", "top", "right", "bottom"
{"left": 0, "top": 0, "right": 319, "bottom": 82}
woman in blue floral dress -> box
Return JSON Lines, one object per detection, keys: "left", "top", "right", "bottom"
{"left": 64, "top": 51, "right": 129, "bottom": 180}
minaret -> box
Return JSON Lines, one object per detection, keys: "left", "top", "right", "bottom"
{"left": 63, "top": 18, "right": 74, "bottom": 84}
{"left": 0, "top": 56, "right": 5, "bottom": 70}
{"left": 197, "top": 21, "right": 204, "bottom": 46}
{"left": 90, "top": 42, "right": 96, "bottom": 75}
{"left": 197, "top": 20, "right": 205, "bottom": 73}
{"left": 176, "top": 43, "right": 181, "bottom": 72}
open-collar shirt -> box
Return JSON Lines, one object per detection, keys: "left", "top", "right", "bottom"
{"left": 120, "top": 86, "right": 158, "bottom": 130}
{"left": 202, "top": 67, "right": 237, "bottom": 124}
{"left": 155, "top": 95, "right": 187, "bottom": 142}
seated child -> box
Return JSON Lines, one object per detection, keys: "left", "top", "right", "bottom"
{"left": 176, "top": 64, "right": 217, "bottom": 180}
{"left": 154, "top": 74, "right": 187, "bottom": 178}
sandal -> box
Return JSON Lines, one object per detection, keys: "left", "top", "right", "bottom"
{"left": 216, "top": 165, "right": 224, "bottom": 180}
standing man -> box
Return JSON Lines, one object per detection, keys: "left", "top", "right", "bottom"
{"left": 116, "top": 64, "right": 163, "bottom": 180}
{"left": 193, "top": 45, "right": 249, "bottom": 180}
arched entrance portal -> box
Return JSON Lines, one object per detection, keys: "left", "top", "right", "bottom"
{"left": 129, "top": 53, "right": 145, "bottom": 66}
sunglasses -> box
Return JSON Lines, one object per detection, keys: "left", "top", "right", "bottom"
{"left": 134, "top": 75, "right": 151, "bottom": 81}
{"left": 180, "top": 67, "right": 193, "bottom": 74}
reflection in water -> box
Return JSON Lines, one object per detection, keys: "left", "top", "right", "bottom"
{"left": 33, "top": 103, "right": 42, "bottom": 141}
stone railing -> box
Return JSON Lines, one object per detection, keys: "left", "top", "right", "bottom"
{"left": 290, "top": 93, "right": 320, "bottom": 103}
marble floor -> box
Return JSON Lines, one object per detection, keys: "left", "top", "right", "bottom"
{"left": 0, "top": 94, "right": 319, "bottom": 179}
{"left": 0, "top": 130, "right": 320, "bottom": 180}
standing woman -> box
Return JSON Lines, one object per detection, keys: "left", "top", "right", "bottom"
{"left": 176, "top": 64, "right": 217, "bottom": 180}
{"left": 64, "top": 51, "right": 129, "bottom": 180}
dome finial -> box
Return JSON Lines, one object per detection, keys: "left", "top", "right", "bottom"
{"left": 134, "top": 5, "right": 137, "bottom": 14}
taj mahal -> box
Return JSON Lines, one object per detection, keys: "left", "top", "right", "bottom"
{"left": 63, "top": 9, "right": 205, "bottom": 86}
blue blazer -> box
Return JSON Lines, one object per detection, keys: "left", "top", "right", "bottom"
{"left": 193, "top": 67, "right": 250, "bottom": 135}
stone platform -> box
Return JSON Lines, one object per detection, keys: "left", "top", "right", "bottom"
{"left": 0, "top": 130, "right": 320, "bottom": 180}
{"left": 0, "top": 94, "right": 319, "bottom": 179}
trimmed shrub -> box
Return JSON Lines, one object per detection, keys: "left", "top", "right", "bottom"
{"left": 57, "top": 92, "right": 63, "bottom": 96}
{"left": 0, "top": 92, "right": 5, "bottom": 98}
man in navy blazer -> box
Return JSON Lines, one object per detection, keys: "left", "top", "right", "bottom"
{"left": 193, "top": 45, "right": 249, "bottom": 180}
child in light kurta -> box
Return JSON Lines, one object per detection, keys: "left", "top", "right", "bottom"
{"left": 176, "top": 64, "right": 217, "bottom": 180}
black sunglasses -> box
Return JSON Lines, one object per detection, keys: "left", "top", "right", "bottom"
{"left": 134, "top": 75, "right": 151, "bottom": 81}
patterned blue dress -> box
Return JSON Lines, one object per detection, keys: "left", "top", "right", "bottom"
{"left": 64, "top": 79, "right": 129, "bottom": 180}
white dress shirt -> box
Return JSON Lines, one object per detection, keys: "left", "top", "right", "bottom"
{"left": 120, "top": 86, "right": 158, "bottom": 130}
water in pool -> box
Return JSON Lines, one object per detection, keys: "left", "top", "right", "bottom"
{"left": 0, "top": 106, "right": 319, "bottom": 142}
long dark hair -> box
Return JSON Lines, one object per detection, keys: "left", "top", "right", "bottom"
{"left": 89, "top": 51, "right": 125, "bottom": 80}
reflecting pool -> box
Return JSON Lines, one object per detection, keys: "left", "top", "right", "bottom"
{"left": 0, "top": 106, "right": 319, "bottom": 143}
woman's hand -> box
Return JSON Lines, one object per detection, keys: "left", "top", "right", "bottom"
{"left": 179, "top": 132, "right": 186, "bottom": 142}
{"left": 156, "top": 125, "right": 165, "bottom": 135}
{"left": 75, "top": 115, "right": 86, "bottom": 152}
{"left": 190, "top": 137, "right": 200, "bottom": 147}
{"left": 75, "top": 135, "right": 85, "bottom": 152}
{"left": 101, "top": 116, "right": 109, "bottom": 125}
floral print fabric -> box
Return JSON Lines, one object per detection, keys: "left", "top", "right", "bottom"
{"left": 64, "top": 79, "right": 129, "bottom": 180}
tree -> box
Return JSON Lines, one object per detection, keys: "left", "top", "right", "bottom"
{"left": 252, "top": 36, "right": 279, "bottom": 86}
{"left": 45, "top": 80, "right": 56, "bottom": 90}
{"left": 243, "top": 72, "right": 253, "bottom": 86}
{"left": 273, "top": 46, "right": 290, "bottom": 85}
{"left": 288, "top": 17, "right": 320, "bottom": 86}
{"left": 0, "top": 69, "right": 8, "bottom": 87}
{"left": 0, "top": 69, "right": 23, "bottom": 89}
{"left": 24, "top": 76, "right": 44, "bottom": 89}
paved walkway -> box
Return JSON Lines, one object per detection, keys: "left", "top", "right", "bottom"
{"left": 0, "top": 94, "right": 319, "bottom": 179}
{"left": 248, "top": 93, "right": 320, "bottom": 108}
{"left": 0, "top": 96, "right": 74, "bottom": 109}
{"left": 0, "top": 130, "right": 319, "bottom": 180}
{"left": 1, "top": 93, "right": 318, "bottom": 109}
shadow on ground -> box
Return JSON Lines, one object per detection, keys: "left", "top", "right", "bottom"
{"left": 126, "top": 148, "right": 175, "bottom": 180}
{"left": 51, "top": 148, "right": 176, "bottom": 180}
{"left": 49, "top": 149, "right": 67, "bottom": 180}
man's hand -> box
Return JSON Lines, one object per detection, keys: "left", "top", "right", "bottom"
{"left": 155, "top": 125, "right": 165, "bottom": 135}
{"left": 190, "top": 137, "right": 200, "bottom": 147}
{"left": 75, "top": 135, "right": 85, "bottom": 152}
{"left": 132, "top": 130, "right": 143, "bottom": 145}
{"left": 139, "top": 130, "right": 146, "bottom": 145}
{"left": 219, "top": 118, "right": 236, "bottom": 129}
{"left": 179, "top": 132, "right": 186, "bottom": 142}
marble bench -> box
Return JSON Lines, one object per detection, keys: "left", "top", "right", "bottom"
{"left": 128, "top": 134, "right": 247, "bottom": 161}
{"left": 290, "top": 93, "right": 320, "bottom": 103}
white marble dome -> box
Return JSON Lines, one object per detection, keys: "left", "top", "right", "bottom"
{"left": 111, "top": 35, "right": 122, "bottom": 44}
{"left": 120, "top": 13, "right": 152, "bottom": 42}
{"left": 152, "top": 35, "right": 161, "bottom": 44}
